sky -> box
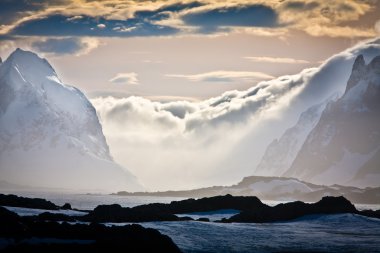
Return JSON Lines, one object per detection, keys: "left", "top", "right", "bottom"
{"left": 1, "top": 0, "right": 379, "bottom": 100}
{"left": 1, "top": 0, "right": 380, "bottom": 190}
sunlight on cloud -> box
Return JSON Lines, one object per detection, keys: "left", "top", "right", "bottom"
{"left": 1, "top": 0, "right": 378, "bottom": 39}
{"left": 278, "top": 0, "right": 376, "bottom": 38}
{"left": 375, "top": 20, "right": 380, "bottom": 34}
{"left": 244, "top": 56, "right": 310, "bottom": 64}
{"left": 109, "top": 72, "right": 139, "bottom": 85}
{"left": 165, "top": 71, "right": 274, "bottom": 83}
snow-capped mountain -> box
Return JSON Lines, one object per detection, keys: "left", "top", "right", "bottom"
{"left": 253, "top": 98, "right": 333, "bottom": 177}
{"left": 283, "top": 54, "right": 380, "bottom": 188}
{"left": 0, "top": 49, "right": 142, "bottom": 192}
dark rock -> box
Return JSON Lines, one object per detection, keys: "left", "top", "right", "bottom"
{"left": 82, "top": 204, "right": 180, "bottom": 223}
{"left": 178, "top": 216, "right": 194, "bottom": 221}
{"left": 36, "top": 212, "right": 76, "bottom": 222}
{"left": 0, "top": 193, "right": 59, "bottom": 210}
{"left": 196, "top": 218, "right": 210, "bottom": 222}
{"left": 368, "top": 55, "right": 380, "bottom": 72}
{"left": 61, "top": 203, "right": 72, "bottom": 210}
{"left": 0, "top": 208, "right": 181, "bottom": 253}
{"left": 81, "top": 195, "right": 267, "bottom": 223}
{"left": 226, "top": 196, "right": 358, "bottom": 223}
{"left": 359, "top": 209, "right": 380, "bottom": 219}
{"left": 0, "top": 206, "right": 25, "bottom": 237}
{"left": 345, "top": 54, "right": 366, "bottom": 94}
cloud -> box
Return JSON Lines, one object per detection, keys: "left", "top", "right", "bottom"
{"left": 0, "top": 0, "right": 66, "bottom": 25}
{"left": 10, "top": 14, "right": 179, "bottom": 37}
{"left": 180, "top": 4, "right": 279, "bottom": 33}
{"left": 31, "top": 37, "right": 100, "bottom": 56}
{"left": 1, "top": 0, "right": 378, "bottom": 39}
{"left": 278, "top": 0, "right": 376, "bottom": 38}
{"left": 165, "top": 71, "right": 274, "bottom": 83}
{"left": 374, "top": 20, "right": 380, "bottom": 34}
{"left": 109, "top": 72, "right": 139, "bottom": 85}
{"left": 244, "top": 56, "right": 310, "bottom": 64}
{"left": 91, "top": 38, "right": 380, "bottom": 190}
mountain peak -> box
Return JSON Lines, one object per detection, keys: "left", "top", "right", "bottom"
{"left": 368, "top": 55, "right": 380, "bottom": 71}
{"left": 1, "top": 48, "right": 58, "bottom": 92}
{"left": 344, "top": 54, "right": 366, "bottom": 94}
{"left": 5, "top": 48, "right": 55, "bottom": 76}
{"left": 0, "top": 49, "right": 142, "bottom": 192}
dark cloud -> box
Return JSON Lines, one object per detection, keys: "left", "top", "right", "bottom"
{"left": 181, "top": 4, "right": 279, "bottom": 32}
{"left": 31, "top": 37, "right": 88, "bottom": 55}
{"left": 6, "top": 1, "right": 204, "bottom": 38}
{"left": 11, "top": 14, "right": 179, "bottom": 37}
{"left": 0, "top": 0, "right": 67, "bottom": 25}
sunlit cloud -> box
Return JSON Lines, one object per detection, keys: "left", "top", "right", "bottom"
{"left": 0, "top": 0, "right": 378, "bottom": 39}
{"left": 374, "top": 20, "right": 380, "bottom": 34}
{"left": 277, "top": 0, "right": 377, "bottom": 38}
{"left": 109, "top": 72, "right": 139, "bottom": 85}
{"left": 165, "top": 71, "right": 274, "bottom": 83}
{"left": 244, "top": 56, "right": 310, "bottom": 64}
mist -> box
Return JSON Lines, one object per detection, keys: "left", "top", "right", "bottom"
{"left": 92, "top": 38, "right": 380, "bottom": 191}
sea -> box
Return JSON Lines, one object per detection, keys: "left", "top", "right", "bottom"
{"left": 2, "top": 190, "right": 380, "bottom": 253}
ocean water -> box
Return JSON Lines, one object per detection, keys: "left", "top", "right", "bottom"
{"left": 1, "top": 191, "right": 380, "bottom": 253}
{"left": 142, "top": 214, "right": 380, "bottom": 253}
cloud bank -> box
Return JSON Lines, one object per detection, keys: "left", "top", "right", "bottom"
{"left": 91, "top": 38, "right": 380, "bottom": 191}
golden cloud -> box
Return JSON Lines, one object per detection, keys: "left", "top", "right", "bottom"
{"left": 0, "top": 0, "right": 378, "bottom": 38}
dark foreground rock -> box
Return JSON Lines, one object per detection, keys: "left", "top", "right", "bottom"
{"left": 0, "top": 206, "right": 181, "bottom": 253}
{"left": 81, "top": 195, "right": 265, "bottom": 222}
{"left": 0, "top": 193, "right": 59, "bottom": 210}
{"left": 82, "top": 195, "right": 380, "bottom": 223}
{"left": 224, "top": 196, "right": 377, "bottom": 223}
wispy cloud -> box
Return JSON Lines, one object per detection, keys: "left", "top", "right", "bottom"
{"left": 166, "top": 71, "right": 274, "bottom": 83}
{"left": 31, "top": 37, "right": 100, "bottom": 56}
{"left": 244, "top": 56, "right": 310, "bottom": 64}
{"left": 109, "top": 72, "right": 139, "bottom": 85}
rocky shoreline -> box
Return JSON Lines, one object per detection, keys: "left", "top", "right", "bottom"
{"left": 0, "top": 193, "right": 379, "bottom": 252}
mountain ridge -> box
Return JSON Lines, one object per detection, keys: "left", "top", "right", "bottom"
{"left": 283, "top": 54, "right": 380, "bottom": 187}
{"left": 0, "top": 48, "right": 142, "bottom": 192}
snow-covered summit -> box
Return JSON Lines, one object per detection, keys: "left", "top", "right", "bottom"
{"left": 0, "top": 49, "right": 142, "bottom": 192}
{"left": 283, "top": 54, "right": 380, "bottom": 187}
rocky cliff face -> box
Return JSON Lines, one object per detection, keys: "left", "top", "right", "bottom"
{"left": 283, "top": 55, "right": 380, "bottom": 187}
{"left": 0, "top": 49, "right": 142, "bottom": 192}
{"left": 253, "top": 100, "right": 330, "bottom": 177}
